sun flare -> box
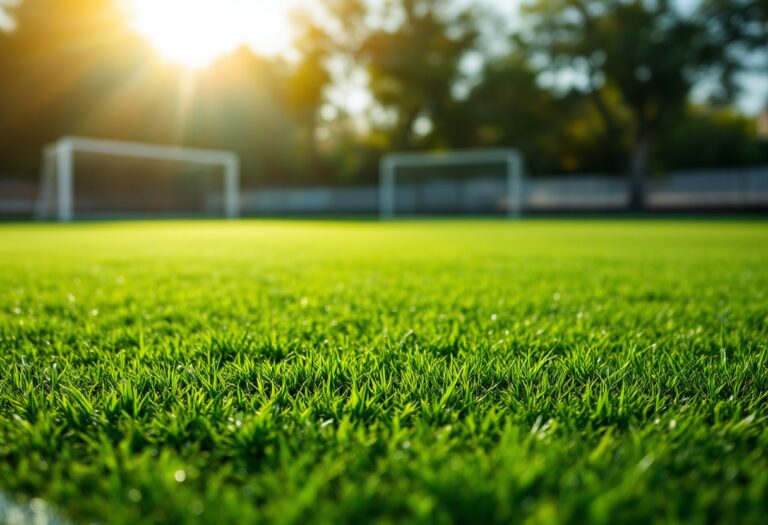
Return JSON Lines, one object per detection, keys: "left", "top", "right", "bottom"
{"left": 128, "top": 0, "right": 299, "bottom": 68}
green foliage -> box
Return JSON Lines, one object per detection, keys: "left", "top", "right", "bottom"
{"left": 463, "top": 54, "right": 624, "bottom": 174}
{"left": 0, "top": 0, "right": 148, "bottom": 174}
{"left": 703, "top": 0, "right": 768, "bottom": 56}
{"left": 0, "top": 0, "right": 765, "bottom": 185}
{"left": 1, "top": 220, "right": 767, "bottom": 524}
{"left": 657, "top": 106, "right": 768, "bottom": 170}
{"left": 518, "top": 0, "right": 740, "bottom": 201}
{"left": 358, "top": 0, "right": 479, "bottom": 149}
{"left": 0, "top": 1, "right": 327, "bottom": 186}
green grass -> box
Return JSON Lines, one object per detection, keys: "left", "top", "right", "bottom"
{"left": 1, "top": 220, "right": 767, "bottom": 524}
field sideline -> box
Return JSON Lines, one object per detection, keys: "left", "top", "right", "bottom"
{"left": 1, "top": 220, "right": 767, "bottom": 524}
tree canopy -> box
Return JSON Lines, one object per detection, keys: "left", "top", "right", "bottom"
{"left": 518, "top": 0, "right": 739, "bottom": 206}
{"left": 0, "top": 0, "right": 765, "bottom": 188}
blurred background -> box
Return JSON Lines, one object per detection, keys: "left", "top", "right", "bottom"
{"left": 0, "top": 0, "right": 767, "bottom": 218}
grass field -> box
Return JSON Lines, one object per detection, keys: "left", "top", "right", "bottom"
{"left": 1, "top": 220, "right": 767, "bottom": 524}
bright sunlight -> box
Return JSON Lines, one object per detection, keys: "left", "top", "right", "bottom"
{"left": 128, "top": 0, "right": 302, "bottom": 68}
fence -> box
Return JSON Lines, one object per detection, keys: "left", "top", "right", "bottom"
{"left": 2, "top": 166, "right": 768, "bottom": 218}
{"left": 241, "top": 166, "right": 768, "bottom": 215}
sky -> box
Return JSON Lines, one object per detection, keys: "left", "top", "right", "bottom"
{"left": 128, "top": 0, "right": 303, "bottom": 66}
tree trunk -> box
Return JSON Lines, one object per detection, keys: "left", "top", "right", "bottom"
{"left": 628, "top": 132, "right": 650, "bottom": 211}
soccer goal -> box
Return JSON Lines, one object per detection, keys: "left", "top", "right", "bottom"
{"left": 379, "top": 149, "right": 524, "bottom": 219}
{"left": 35, "top": 137, "right": 240, "bottom": 221}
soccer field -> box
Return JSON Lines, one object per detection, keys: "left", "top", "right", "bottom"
{"left": 1, "top": 220, "right": 767, "bottom": 524}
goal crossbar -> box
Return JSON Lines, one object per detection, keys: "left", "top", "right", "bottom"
{"left": 36, "top": 136, "right": 241, "bottom": 221}
{"left": 379, "top": 149, "right": 524, "bottom": 219}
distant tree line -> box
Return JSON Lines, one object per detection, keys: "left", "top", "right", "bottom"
{"left": 0, "top": 0, "right": 766, "bottom": 206}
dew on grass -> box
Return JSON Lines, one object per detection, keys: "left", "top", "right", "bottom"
{"left": 638, "top": 453, "right": 656, "bottom": 472}
{"left": 740, "top": 414, "right": 755, "bottom": 426}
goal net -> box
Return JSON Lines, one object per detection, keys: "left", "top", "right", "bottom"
{"left": 35, "top": 137, "right": 240, "bottom": 221}
{"left": 379, "top": 149, "right": 524, "bottom": 219}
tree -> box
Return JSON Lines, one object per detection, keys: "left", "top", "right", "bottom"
{"left": 0, "top": 0, "right": 152, "bottom": 175}
{"left": 703, "top": 0, "right": 767, "bottom": 53}
{"left": 358, "top": 0, "right": 478, "bottom": 150}
{"left": 462, "top": 52, "right": 622, "bottom": 175}
{"left": 0, "top": 1, "right": 311, "bottom": 187}
{"left": 519, "top": 0, "right": 734, "bottom": 208}
{"left": 185, "top": 49, "right": 305, "bottom": 187}
{"left": 702, "top": 0, "right": 767, "bottom": 103}
{"left": 656, "top": 105, "right": 768, "bottom": 170}
{"left": 287, "top": 13, "right": 334, "bottom": 180}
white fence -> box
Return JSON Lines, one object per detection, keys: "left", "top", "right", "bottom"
{"left": 242, "top": 166, "right": 768, "bottom": 215}
{"left": 2, "top": 166, "right": 768, "bottom": 217}
{"left": 646, "top": 167, "right": 768, "bottom": 207}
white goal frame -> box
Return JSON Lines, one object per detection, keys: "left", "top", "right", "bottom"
{"left": 379, "top": 149, "right": 524, "bottom": 219}
{"left": 36, "top": 136, "right": 240, "bottom": 221}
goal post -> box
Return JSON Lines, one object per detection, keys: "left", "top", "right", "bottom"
{"left": 379, "top": 149, "right": 524, "bottom": 219}
{"left": 36, "top": 136, "right": 240, "bottom": 221}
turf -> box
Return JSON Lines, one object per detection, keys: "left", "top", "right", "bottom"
{"left": 0, "top": 220, "right": 767, "bottom": 524}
